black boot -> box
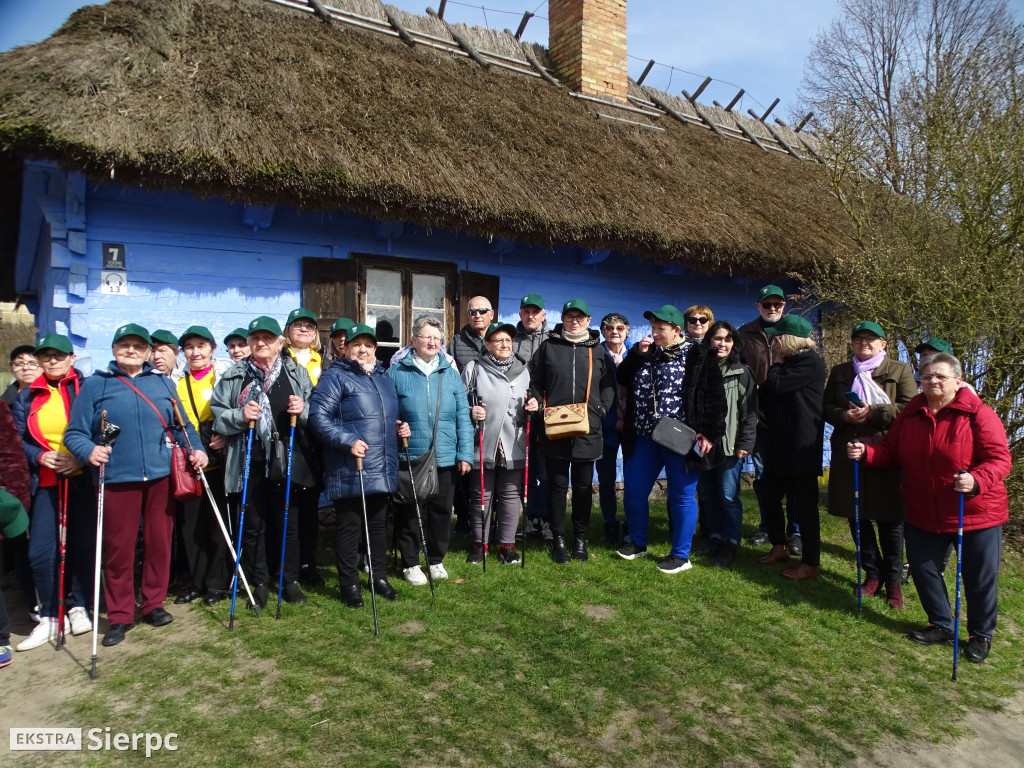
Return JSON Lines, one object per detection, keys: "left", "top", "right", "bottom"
{"left": 603, "top": 523, "right": 620, "bottom": 546}
{"left": 572, "top": 537, "right": 589, "bottom": 562}
{"left": 550, "top": 536, "right": 570, "bottom": 564}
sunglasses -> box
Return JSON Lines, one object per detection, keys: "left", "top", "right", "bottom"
{"left": 760, "top": 302, "right": 785, "bottom": 310}
{"left": 467, "top": 308, "right": 491, "bottom": 316}
{"left": 36, "top": 351, "right": 70, "bottom": 363}
{"left": 686, "top": 316, "right": 709, "bottom": 325}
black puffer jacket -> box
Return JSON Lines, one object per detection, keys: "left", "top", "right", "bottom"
{"left": 447, "top": 325, "right": 485, "bottom": 373}
{"left": 617, "top": 341, "right": 726, "bottom": 459}
{"left": 759, "top": 348, "right": 826, "bottom": 477}
{"left": 530, "top": 326, "right": 615, "bottom": 461}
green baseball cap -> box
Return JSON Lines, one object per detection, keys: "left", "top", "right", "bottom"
{"left": 330, "top": 317, "right": 354, "bottom": 336}
{"left": 561, "top": 298, "right": 591, "bottom": 317}
{"left": 112, "top": 323, "right": 153, "bottom": 346}
{"left": 347, "top": 323, "right": 376, "bottom": 343}
{"left": 248, "top": 316, "right": 283, "bottom": 337}
{"left": 150, "top": 329, "right": 179, "bottom": 348}
{"left": 224, "top": 328, "right": 249, "bottom": 344}
{"left": 0, "top": 491, "right": 29, "bottom": 539}
{"left": 286, "top": 307, "right": 318, "bottom": 325}
{"left": 178, "top": 325, "right": 214, "bottom": 346}
{"left": 764, "top": 314, "right": 813, "bottom": 338}
{"left": 757, "top": 285, "right": 785, "bottom": 302}
{"left": 915, "top": 338, "right": 953, "bottom": 355}
{"left": 851, "top": 321, "right": 885, "bottom": 339}
{"left": 643, "top": 304, "right": 685, "bottom": 329}
{"left": 520, "top": 293, "right": 545, "bottom": 310}
{"left": 484, "top": 322, "right": 517, "bottom": 340}
{"left": 10, "top": 344, "right": 36, "bottom": 361}
{"left": 35, "top": 334, "right": 73, "bottom": 355}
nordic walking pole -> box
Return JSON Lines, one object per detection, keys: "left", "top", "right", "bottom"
{"left": 403, "top": 437, "right": 434, "bottom": 598}
{"left": 90, "top": 411, "right": 120, "bottom": 680}
{"left": 171, "top": 399, "right": 254, "bottom": 608}
{"left": 479, "top": 419, "right": 488, "bottom": 573}
{"left": 55, "top": 477, "right": 69, "bottom": 649}
{"left": 229, "top": 421, "right": 255, "bottom": 629}
{"left": 853, "top": 447, "right": 862, "bottom": 613}
{"left": 275, "top": 415, "right": 297, "bottom": 620}
{"left": 357, "top": 456, "right": 379, "bottom": 636}
{"left": 522, "top": 417, "right": 530, "bottom": 569}
{"left": 952, "top": 469, "right": 967, "bottom": 682}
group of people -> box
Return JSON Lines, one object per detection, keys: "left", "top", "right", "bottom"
{"left": 0, "top": 284, "right": 1011, "bottom": 668}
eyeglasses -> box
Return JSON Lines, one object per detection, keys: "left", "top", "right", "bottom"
{"left": 416, "top": 335, "right": 443, "bottom": 344}
{"left": 686, "top": 316, "right": 709, "bottom": 325}
{"left": 36, "top": 351, "right": 69, "bottom": 363}
{"left": 487, "top": 338, "right": 513, "bottom": 347}
{"left": 563, "top": 314, "right": 588, "bottom": 324}
{"left": 603, "top": 325, "right": 627, "bottom": 332}
{"left": 852, "top": 336, "right": 880, "bottom": 344}
{"left": 11, "top": 360, "right": 39, "bottom": 369}
{"left": 760, "top": 302, "right": 785, "bottom": 310}
{"left": 921, "top": 373, "right": 955, "bottom": 382}
{"left": 292, "top": 321, "right": 317, "bottom": 331}
{"left": 467, "top": 308, "right": 492, "bottom": 317}
{"left": 115, "top": 343, "right": 149, "bottom": 352}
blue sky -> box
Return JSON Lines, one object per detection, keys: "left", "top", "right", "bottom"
{"left": 2, "top": 0, "right": 1022, "bottom": 117}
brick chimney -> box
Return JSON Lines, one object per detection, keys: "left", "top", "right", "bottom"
{"left": 548, "top": 0, "right": 628, "bottom": 101}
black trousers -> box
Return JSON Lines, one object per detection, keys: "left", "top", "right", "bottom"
{"left": 397, "top": 465, "right": 456, "bottom": 568}
{"left": 295, "top": 485, "right": 322, "bottom": 567}
{"left": 848, "top": 518, "right": 904, "bottom": 585}
{"left": 546, "top": 457, "right": 594, "bottom": 540}
{"left": 334, "top": 493, "right": 389, "bottom": 587}
{"left": 760, "top": 473, "right": 820, "bottom": 566}
{"left": 179, "top": 468, "right": 231, "bottom": 593}
{"left": 240, "top": 464, "right": 299, "bottom": 586}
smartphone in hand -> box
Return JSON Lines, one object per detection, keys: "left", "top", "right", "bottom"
{"left": 845, "top": 391, "right": 865, "bottom": 407}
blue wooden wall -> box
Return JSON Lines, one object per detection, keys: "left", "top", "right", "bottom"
{"left": 16, "top": 160, "right": 797, "bottom": 374}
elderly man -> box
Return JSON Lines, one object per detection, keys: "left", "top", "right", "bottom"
{"left": 448, "top": 296, "right": 494, "bottom": 372}
{"left": 738, "top": 285, "right": 802, "bottom": 554}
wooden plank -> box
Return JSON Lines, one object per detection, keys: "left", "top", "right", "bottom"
{"left": 305, "top": 0, "right": 332, "bottom": 23}
{"left": 726, "top": 115, "right": 769, "bottom": 152}
{"left": 380, "top": 3, "right": 417, "bottom": 47}
{"left": 763, "top": 122, "right": 804, "bottom": 160}
{"left": 427, "top": 8, "right": 490, "bottom": 69}
{"left": 571, "top": 91, "right": 661, "bottom": 118}
{"left": 641, "top": 87, "right": 700, "bottom": 129}
{"left": 522, "top": 44, "right": 563, "bottom": 88}
{"left": 681, "top": 92, "right": 725, "bottom": 138}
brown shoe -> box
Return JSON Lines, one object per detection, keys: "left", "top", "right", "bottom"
{"left": 758, "top": 544, "right": 790, "bottom": 564}
{"left": 781, "top": 563, "right": 820, "bottom": 580}
{"left": 886, "top": 582, "right": 904, "bottom": 609}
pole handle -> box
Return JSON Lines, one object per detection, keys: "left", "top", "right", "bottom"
{"left": 171, "top": 397, "right": 187, "bottom": 428}
{"left": 402, "top": 437, "right": 409, "bottom": 448}
{"left": 290, "top": 414, "right": 297, "bottom": 428}
{"left": 357, "top": 456, "right": 363, "bottom": 471}
{"left": 101, "top": 409, "right": 107, "bottom": 431}
{"left": 248, "top": 420, "right": 255, "bottom": 429}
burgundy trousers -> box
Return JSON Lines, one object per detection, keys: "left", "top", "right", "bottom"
{"left": 101, "top": 476, "right": 174, "bottom": 624}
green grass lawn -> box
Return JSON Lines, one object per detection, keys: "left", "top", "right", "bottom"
{"left": 45, "top": 490, "right": 1024, "bottom": 767}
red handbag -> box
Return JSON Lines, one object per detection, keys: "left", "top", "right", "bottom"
{"left": 114, "top": 376, "right": 203, "bottom": 501}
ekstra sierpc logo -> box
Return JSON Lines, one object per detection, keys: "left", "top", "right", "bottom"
{"left": 10, "top": 728, "right": 178, "bottom": 756}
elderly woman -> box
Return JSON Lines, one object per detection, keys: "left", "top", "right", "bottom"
{"left": 461, "top": 322, "right": 539, "bottom": 565}
{"left": 757, "top": 315, "right": 826, "bottom": 580}
{"left": 849, "top": 354, "right": 1010, "bottom": 663}
{"left": 211, "top": 316, "right": 313, "bottom": 611}
{"left": 12, "top": 334, "right": 94, "bottom": 650}
{"left": 696, "top": 321, "right": 757, "bottom": 568}
{"left": 327, "top": 317, "right": 354, "bottom": 363}
{"left": 309, "top": 324, "right": 409, "bottom": 607}
{"left": 283, "top": 308, "right": 325, "bottom": 587}
{"left": 223, "top": 329, "right": 251, "bottom": 363}
{"left": 64, "top": 324, "right": 207, "bottom": 647}
{"left": 531, "top": 299, "right": 614, "bottom": 564}
{"left": 387, "top": 316, "right": 473, "bottom": 585}
{"left": 597, "top": 312, "right": 631, "bottom": 545}
{"left": 2, "top": 344, "right": 40, "bottom": 406}
{"left": 824, "top": 321, "right": 917, "bottom": 608}
{"left": 682, "top": 304, "right": 714, "bottom": 342}
{"left": 614, "top": 305, "right": 725, "bottom": 573}
{"left": 174, "top": 326, "right": 232, "bottom": 606}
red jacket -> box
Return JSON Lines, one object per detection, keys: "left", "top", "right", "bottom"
{"left": 864, "top": 387, "right": 1010, "bottom": 533}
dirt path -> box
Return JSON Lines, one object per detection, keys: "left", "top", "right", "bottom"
{"left": 3, "top": 587, "right": 1023, "bottom": 767}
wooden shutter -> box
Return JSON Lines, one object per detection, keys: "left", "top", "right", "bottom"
{"left": 302, "top": 257, "right": 359, "bottom": 347}
{"left": 457, "top": 270, "right": 500, "bottom": 339}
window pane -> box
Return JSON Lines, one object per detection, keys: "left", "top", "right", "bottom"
{"left": 412, "top": 273, "right": 445, "bottom": 310}
{"left": 365, "top": 306, "right": 401, "bottom": 344}
{"left": 366, "top": 268, "right": 401, "bottom": 306}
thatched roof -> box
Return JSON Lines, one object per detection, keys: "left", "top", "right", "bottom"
{"left": 0, "top": 0, "right": 857, "bottom": 276}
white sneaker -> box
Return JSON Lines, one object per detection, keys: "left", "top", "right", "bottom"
{"left": 429, "top": 563, "right": 448, "bottom": 580}
{"left": 29, "top": 605, "right": 40, "bottom": 624}
{"left": 68, "top": 607, "right": 92, "bottom": 636}
{"left": 403, "top": 566, "right": 428, "bottom": 586}
{"left": 17, "top": 618, "right": 56, "bottom": 651}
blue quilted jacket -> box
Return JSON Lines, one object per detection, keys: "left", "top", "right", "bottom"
{"left": 309, "top": 357, "right": 399, "bottom": 500}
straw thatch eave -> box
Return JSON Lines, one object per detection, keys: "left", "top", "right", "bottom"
{"left": 0, "top": 0, "right": 857, "bottom": 276}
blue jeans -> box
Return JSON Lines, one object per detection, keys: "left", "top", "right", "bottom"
{"left": 906, "top": 522, "right": 1002, "bottom": 639}
{"left": 28, "top": 478, "right": 96, "bottom": 617}
{"left": 596, "top": 439, "right": 621, "bottom": 528}
{"left": 623, "top": 435, "right": 700, "bottom": 559}
{"left": 697, "top": 455, "right": 743, "bottom": 544}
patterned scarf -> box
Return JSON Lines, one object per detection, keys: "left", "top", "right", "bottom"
{"left": 484, "top": 351, "right": 514, "bottom": 375}
{"left": 238, "top": 354, "right": 284, "bottom": 450}
{"left": 658, "top": 338, "right": 687, "bottom": 361}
